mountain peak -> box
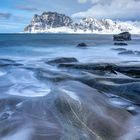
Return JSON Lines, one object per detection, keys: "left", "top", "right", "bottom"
{"left": 24, "top": 11, "right": 140, "bottom": 34}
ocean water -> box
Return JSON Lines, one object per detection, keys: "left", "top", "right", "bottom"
{"left": 0, "top": 33, "right": 140, "bottom": 140}
{"left": 0, "top": 33, "right": 140, "bottom": 63}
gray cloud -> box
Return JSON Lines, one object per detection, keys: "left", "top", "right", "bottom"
{"left": 0, "top": 13, "right": 12, "bottom": 19}
{"left": 16, "top": 5, "right": 39, "bottom": 12}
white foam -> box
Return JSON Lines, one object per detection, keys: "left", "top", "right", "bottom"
{"left": 109, "top": 98, "right": 131, "bottom": 107}
{"left": 61, "top": 89, "right": 80, "bottom": 103}
{"left": 8, "top": 85, "right": 51, "bottom": 97}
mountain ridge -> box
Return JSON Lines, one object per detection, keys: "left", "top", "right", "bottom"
{"left": 24, "top": 11, "right": 140, "bottom": 34}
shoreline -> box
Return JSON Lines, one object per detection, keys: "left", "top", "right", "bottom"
{"left": 0, "top": 34, "right": 140, "bottom": 139}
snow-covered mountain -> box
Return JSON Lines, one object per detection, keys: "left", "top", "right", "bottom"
{"left": 24, "top": 12, "right": 140, "bottom": 34}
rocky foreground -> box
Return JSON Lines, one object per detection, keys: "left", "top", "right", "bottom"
{"left": 0, "top": 57, "right": 140, "bottom": 140}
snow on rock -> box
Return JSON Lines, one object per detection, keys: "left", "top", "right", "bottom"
{"left": 24, "top": 12, "right": 140, "bottom": 34}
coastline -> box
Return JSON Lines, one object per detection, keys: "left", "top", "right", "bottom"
{"left": 0, "top": 34, "right": 140, "bottom": 140}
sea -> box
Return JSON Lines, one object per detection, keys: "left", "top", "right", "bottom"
{"left": 0, "top": 33, "right": 140, "bottom": 62}
{"left": 0, "top": 33, "right": 140, "bottom": 140}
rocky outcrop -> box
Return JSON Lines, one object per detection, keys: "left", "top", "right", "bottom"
{"left": 77, "top": 43, "right": 87, "bottom": 47}
{"left": 113, "top": 32, "right": 132, "bottom": 41}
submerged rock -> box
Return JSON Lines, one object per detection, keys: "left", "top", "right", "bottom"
{"left": 116, "top": 65, "right": 140, "bottom": 78}
{"left": 46, "top": 57, "right": 78, "bottom": 65}
{"left": 0, "top": 59, "right": 22, "bottom": 67}
{"left": 105, "top": 82, "right": 140, "bottom": 105}
{"left": 0, "top": 112, "right": 10, "bottom": 121}
{"left": 118, "top": 50, "right": 140, "bottom": 56}
{"left": 119, "top": 50, "right": 134, "bottom": 55}
{"left": 113, "top": 32, "right": 131, "bottom": 41}
{"left": 58, "top": 63, "right": 117, "bottom": 72}
{"left": 135, "top": 51, "right": 140, "bottom": 55}
{"left": 77, "top": 43, "right": 87, "bottom": 47}
{"left": 112, "top": 48, "right": 127, "bottom": 51}
{"left": 58, "top": 62, "right": 140, "bottom": 79}
{"left": 114, "top": 42, "right": 128, "bottom": 46}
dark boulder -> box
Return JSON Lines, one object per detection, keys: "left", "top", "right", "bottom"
{"left": 77, "top": 42, "right": 87, "bottom": 47}
{"left": 46, "top": 57, "right": 78, "bottom": 65}
{"left": 113, "top": 32, "right": 131, "bottom": 41}
{"left": 114, "top": 42, "right": 128, "bottom": 46}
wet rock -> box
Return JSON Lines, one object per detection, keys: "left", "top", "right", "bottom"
{"left": 36, "top": 68, "right": 72, "bottom": 82}
{"left": 118, "top": 50, "right": 140, "bottom": 56}
{"left": 112, "top": 48, "right": 127, "bottom": 51}
{"left": 116, "top": 65, "right": 140, "bottom": 78}
{"left": 1, "top": 58, "right": 140, "bottom": 140}
{"left": 0, "top": 59, "right": 22, "bottom": 67}
{"left": 114, "top": 42, "right": 128, "bottom": 46}
{"left": 84, "top": 78, "right": 140, "bottom": 105}
{"left": 55, "top": 81, "right": 131, "bottom": 140}
{"left": 46, "top": 57, "right": 78, "bottom": 65}
{"left": 126, "top": 106, "right": 138, "bottom": 115}
{"left": 58, "top": 62, "right": 140, "bottom": 78}
{"left": 59, "top": 63, "right": 117, "bottom": 72}
{"left": 113, "top": 83, "right": 140, "bottom": 105}
{"left": 113, "top": 32, "right": 131, "bottom": 41}
{"left": 0, "top": 113, "right": 10, "bottom": 121}
{"left": 118, "top": 50, "right": 134, "bottom": 55}
{"left": 0, "top": 59, "right": 15, "bottom": 67}
{"left": 77, "top": 42, "right": 87, "bottom": 47}
{"left": 135, "top": 51, "right": 140, "bottom": 55}
{"left": 0, "top": 75, "right": 139, "bottom": 140}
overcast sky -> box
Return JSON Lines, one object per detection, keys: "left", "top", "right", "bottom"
{"left": 0, "top": 0, "right": 140, "bottom": 33}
